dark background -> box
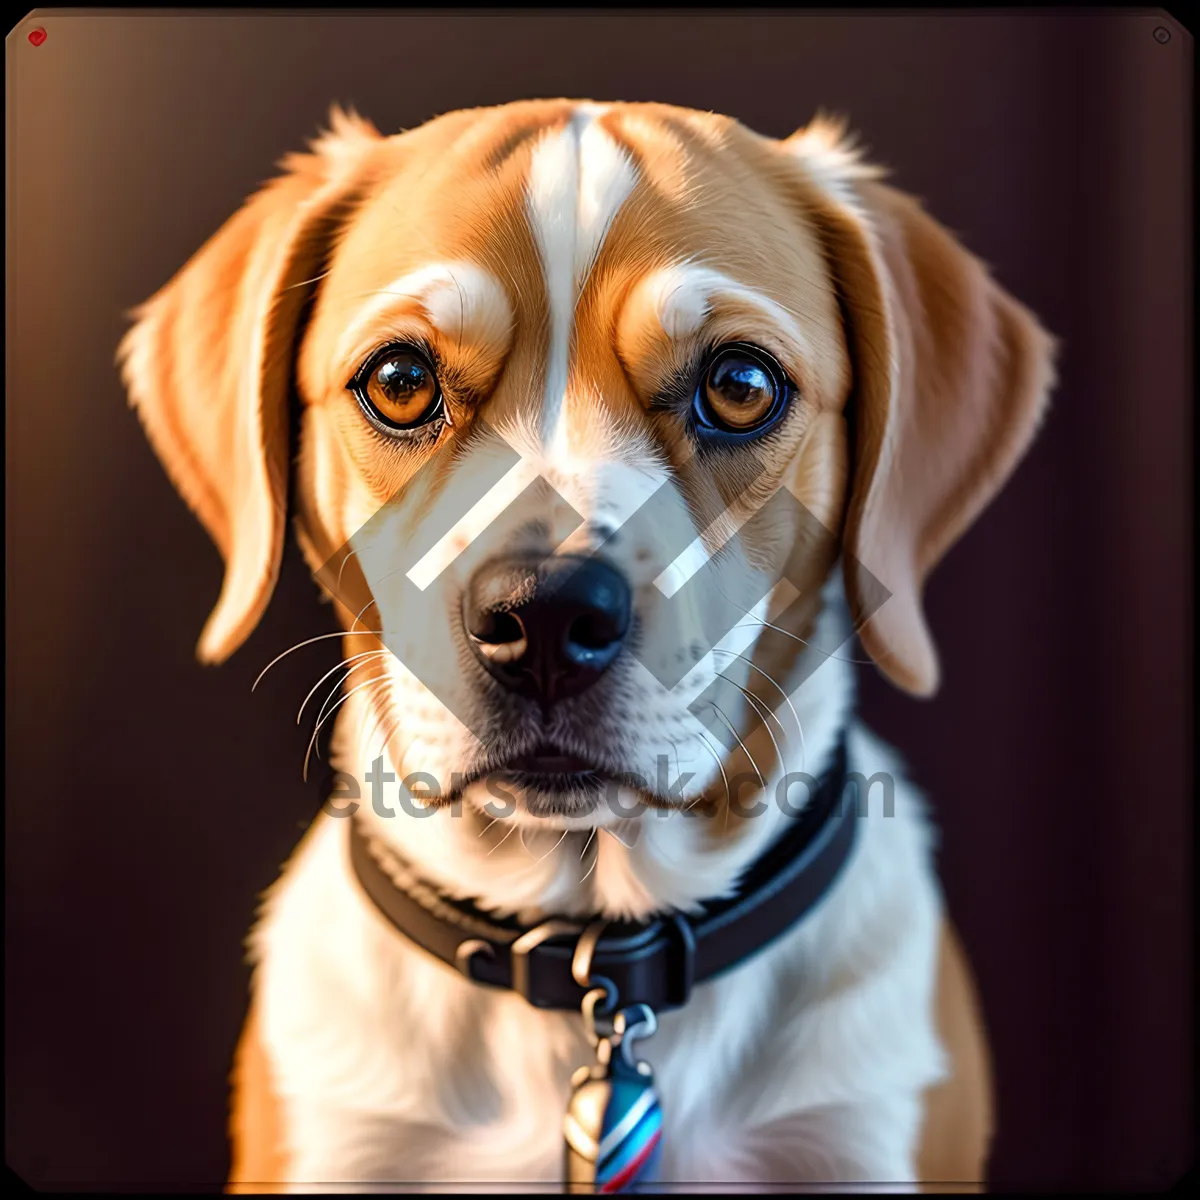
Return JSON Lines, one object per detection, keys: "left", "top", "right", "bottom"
{"left": 6, "top": 8, "right": 1192, "bottom": 1190}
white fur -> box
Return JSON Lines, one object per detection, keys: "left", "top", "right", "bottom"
{"left": 785, "top": 115, "right": 886, "bottom": 215}
{"left": 642, "top": 262, "right": 816, "bottom": 364}
{"left": 526, "top": 106, "right": 637, "bottom": 455}
{"left": 250, "top": 585, "right": 948, "bottom": 1190}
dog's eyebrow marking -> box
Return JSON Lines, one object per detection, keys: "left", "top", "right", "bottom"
{"left": 334, "top": 262, "right": 512, "bottom": 367}
{"left": 640, "top": 263, "right": 811, "bottom": 348}
{"left": 525, "top": 106, "right": 638, "bottom": 453}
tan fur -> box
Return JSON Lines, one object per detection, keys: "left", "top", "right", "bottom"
{"left": 227, "top": 1000, "right": 287, "bottom": 1194}
{"left": 918, "top": 922, "right": 995, "bottom": 1191}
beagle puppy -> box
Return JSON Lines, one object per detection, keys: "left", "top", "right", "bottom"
{"left": 119, "top": 100, "right": 1054, "bottom": 1192}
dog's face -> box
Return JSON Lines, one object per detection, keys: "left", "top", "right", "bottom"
{"left": 120, "top": 100, "right": 1055, "bottom": 827}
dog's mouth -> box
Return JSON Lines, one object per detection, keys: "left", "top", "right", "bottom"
{"left": 446, "top": 741, "right": 664, "bottom": 821}
{"left": 485, "top": 743, "right": 608, "bottom": 810}
{"left": 504, "top": 744, "right": 598, "bottom": 777}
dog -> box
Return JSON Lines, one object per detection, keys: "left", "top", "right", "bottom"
{"left": 119, "top": 99, "right": 1055, "bottom": 1192}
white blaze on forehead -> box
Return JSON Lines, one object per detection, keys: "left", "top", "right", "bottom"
{"left": 494, "top": 408, "right": 668, "bottom": 527}
{"left": 334, "top": 261, "right": 511, "bottom": 366}
{"left": 525, "top": 106, "right": 638, "bottom": 452}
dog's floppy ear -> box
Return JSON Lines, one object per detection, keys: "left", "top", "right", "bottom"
{"left": 783, "top": 118, "right": 1057, "bottom": 696}
{"left": 118, "top": 107, "right": 381, "bottom": 663}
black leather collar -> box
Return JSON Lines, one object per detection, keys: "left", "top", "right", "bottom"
{"left": 347, "top": 733, "right": 855, "bottom": 1013}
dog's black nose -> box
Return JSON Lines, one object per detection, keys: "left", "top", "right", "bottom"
{"left": 463, "top": 555, "right": 631, "bottom": 704}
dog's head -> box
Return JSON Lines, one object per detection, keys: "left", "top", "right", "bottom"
{"left": 120, "top": 100, "right": 1055, "bottom": 827}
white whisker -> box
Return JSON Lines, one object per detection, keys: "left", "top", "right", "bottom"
{"left": 297, "top": 649, "right": 390, "bottom": 726}
{"left": 731, "top": 615, "right": 873, "bottom": 666}
{"left": 718, "top": 676, "right": 784, "bottom": 780}
{"left": 579, "top": 827, "right": 600, "bottom": 883}
{"left": 691, "top": 729, "right": 730, "bottom": 814}
{"left": 531, "top": 827, "right": 570, "bottom": 865}
{"left": 348, "top": 595, "right": 382, "bottom": 635}
{"left": 486, "top": 819, "right": 520, "bottom": 857}
{"left": 252, "top": 628, "right": 384, "bottom": 692}
{"left": 281, "top": 268, "right": 333, "bottom": 293}
{"left": 335, "top": 546, "right": 362, "bottom": 593}
{"left": 303, "top": 673, "right": 389, "bottom": 782}
{"left": 709, "top": 648, "right": 798, "bottom": 741}
{"left": 708, "top": 700, "right": 765, "bottom": 789}
{"left": 601, "top": 821, "right": 641, "bottom": 852}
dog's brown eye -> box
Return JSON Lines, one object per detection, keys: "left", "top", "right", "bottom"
{"left": 699, "top": 347, "right": 781, "bottom": 431}
{"left": 351, "top": 346, "right": 443, "bottom": 431}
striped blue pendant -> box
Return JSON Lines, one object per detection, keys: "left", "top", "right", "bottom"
{"left": 564, "top": 1005, "right": 662, "bottom": 1193}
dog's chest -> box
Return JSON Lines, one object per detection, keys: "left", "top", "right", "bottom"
{"left": 251, "top": 734, "right": 946, "bottom": 1187}
{"left": 254, "top": 816, "right": 784, "bottom": 1183}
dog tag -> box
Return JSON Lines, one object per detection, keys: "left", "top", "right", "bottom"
{"left": 563, "top": 1003, "right": 662, "bottom": 1193}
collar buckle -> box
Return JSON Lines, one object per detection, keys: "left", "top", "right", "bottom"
{"left": 504, "top": 912, "right": 698, "bottom": 1011}
{"left": 509, "top": 919, "right": 583, "bottom": 1005}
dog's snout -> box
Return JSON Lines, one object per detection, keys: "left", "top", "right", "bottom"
{"left": 463, "top": 555, "right": 631, "bottom": 704}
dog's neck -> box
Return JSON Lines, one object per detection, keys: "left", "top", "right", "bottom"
{"left": 332, "top": 586, "right": 856, "bottom": 925}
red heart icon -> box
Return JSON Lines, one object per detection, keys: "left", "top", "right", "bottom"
{"left": 29, "top": 27, "right": 47, "bottom": 47}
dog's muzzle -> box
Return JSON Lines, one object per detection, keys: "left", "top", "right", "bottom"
{"left": 463, "top": 554, "right": 632, "bottom": 705}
